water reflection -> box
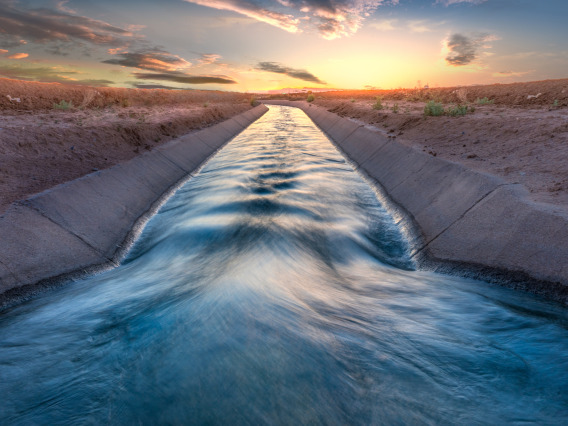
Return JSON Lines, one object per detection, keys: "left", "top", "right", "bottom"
{"left": 0, "top": 106, "right": 567, "bottom": 424}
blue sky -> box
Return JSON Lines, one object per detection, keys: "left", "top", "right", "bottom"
{"left": 0, "top": 0, "right": 566, "bottom": 90}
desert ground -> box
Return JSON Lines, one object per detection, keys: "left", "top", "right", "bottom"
{"left": 0, "top": 79, "right": 253, "bottom": 213}
{"left": 1, "top": 78, "right": 567, "bottom": 213}
{"left": 267, "top": 79, "right": 568, "bottom": 208}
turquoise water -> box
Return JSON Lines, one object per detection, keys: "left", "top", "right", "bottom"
{"left": 0, "top": 106, "right": 567, "bottom": 424}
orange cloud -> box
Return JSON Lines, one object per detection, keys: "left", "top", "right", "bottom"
{"left": 185, "top": 0, "right": 300, "bottom": 33}
{"left": 0, "top": 49, "right": 8, "bottom": 54}
{"left": 8, "top": 53, "right": 29, "bottom": 59}
{"left": 108, "top": 47, "right": 127, "bottom": 55}
{"left": 198, "top": 54, "right": 222, "bottom": 65}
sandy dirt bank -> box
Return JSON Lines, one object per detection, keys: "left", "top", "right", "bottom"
{"left": 280, "top": 79, "right": 568, "bottom": 208}
{"left": 1, "top": 78, "right": 567, "bottom": 213}
{"left": 0, "top": 79, "right": 252, "bottom": 213}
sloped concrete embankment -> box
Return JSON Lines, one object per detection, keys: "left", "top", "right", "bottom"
{"left": 263, "top": 100, "right": 568, "bottom": 304}
{"left": 0, "top": 105, "right": 269, "bottom": 305}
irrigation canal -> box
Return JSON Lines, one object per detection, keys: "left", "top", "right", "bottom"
{"left": 0, "top": 106, "right": 567, "bottom": 424}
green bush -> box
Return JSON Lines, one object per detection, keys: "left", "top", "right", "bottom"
{"left": 553, "top": 99, "right": 559, "bottom": 107}
{"left": 446, "top": 104, "right": 468, "bottom": 117}
{"left": 307, "top": 94, "right": 315, "bottom": 102}
{"left": 423, "top": 100, "right": 444, "bottom": 116}
{"left": 53, "top": 100, "right": 73, "bottom": 110}
{"left": 350, "top": 98, "right": 356, "bottom": 103}
{"left": 249, "top": 96, "right": 257, "bottom": 106}
{"left": 372, "top": 96, "right": 384, "bottom": 110}
{"left": 391, "top": 103, "right": 399, "bottom": 114}
{"left": 475, "top": 97, "right": 494, "bottom": 105}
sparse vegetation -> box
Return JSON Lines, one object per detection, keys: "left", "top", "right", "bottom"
{"left": 446, "top": 104, "right": 469, "bottom": 117}
{"left": 53, "top": 100, "right": 73, "bottom": 110}
{"left": 553, "top": 99, "right": 559, "bottom": 107}
{"left": 249, "top": 96, "right": 257, "bottom": 106}
{"left": 350, "top": 98, "right": 356, "bottom": 103}
{"left": 423, "top": 100, "right": 444, "bottom": 116}
{"left": 372, "top": 96, "right": 384, "bottom": 110}
{"left": 307, "top": 94, "right": 315, "bottom": 102}
{"left": 391, "top": 103, "right": 399, "bottom": 114}
{"left": 203, "top": 102, "right": 209, "bottom": 107}
{"left": 476, "top": 97, "right": 494, "bottom": 105}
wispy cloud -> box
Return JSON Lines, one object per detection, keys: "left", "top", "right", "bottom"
{"left": 130, "top": 83, "right": 185, "bottom": 90}
{"left": 0, "top": 1, "right": 218, "bottom": 85}
{"left": 198, "top": 53, "right": 222, "bottom": 65}
{"left": 185, "top": 0, "right": 300, "bottom": 33}
{"left": 7, "top": 52, "right": 28, "bottom": 59}
{"left": 443, "top": 33, "right": 497, "bottom": 66}
{"left": 133, "top": 71, "right": 237, "bottom": 84}
{"left": 103, "top": 51, "right": 192, "bottom": 72}
{"left": 0, "top": 64, "right": 114, "bottom": 86}
{"left": 70, "top": 79, "right": 116, "bottom": 87}
{"left": 408, "top": 20, "right": 432, "bottom": 33}
{"left": 492, "top": 70, "right": 533, "bottom": 78}
{"left": 370, "top": 19, "right": 398, "bottom": 31}
{"left": 407, "top": 19, "right": 445, "bottom": 33}
{"left": 185, "top": 0, "right": 389, "bottom": 39}
{"left": 436, "top": 0, "right": 488, "bottom": 5}
{"left": 0, "top": 1, "right": 135, "bottom": 49}
{"left": 281, "top": 1, "right": 393, "bottom": 39}
{"left": 255, "top": 61, "right": 326, "bottom": 84}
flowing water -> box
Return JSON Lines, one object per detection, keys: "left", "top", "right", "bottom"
{"left": 1, "top": 106, "right": 567, "bottom": 424}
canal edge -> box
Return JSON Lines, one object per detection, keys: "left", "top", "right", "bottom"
{"left": 262, "top": 100, "right": 568, "bottom": 305}
{"left": 0, "top": 105, "right": 269, "bottom": 309}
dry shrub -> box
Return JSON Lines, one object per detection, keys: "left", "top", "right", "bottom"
{"left": 454, "top": 88, "right": 468, "bottom": 104}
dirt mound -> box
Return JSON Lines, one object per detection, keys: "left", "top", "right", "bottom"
{"left": 308, "top": 94, "right": 568, "bottom": 208}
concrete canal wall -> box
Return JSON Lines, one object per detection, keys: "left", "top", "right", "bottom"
{"left": 0, "top": 105, "right": 268, "bottom": 305}
{"left": 263, "top": 100, "right": 568, "bottom": 303}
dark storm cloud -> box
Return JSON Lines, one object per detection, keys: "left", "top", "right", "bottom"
{"left": 255, "top": 61, "right": 326, "bottom": 84}
{"left": 133, "top": 71, "right": 237, "bottom": 85}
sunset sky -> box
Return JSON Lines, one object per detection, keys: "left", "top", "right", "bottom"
{"left": 0, "top": 0, "right": 567, "bottom": 91}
